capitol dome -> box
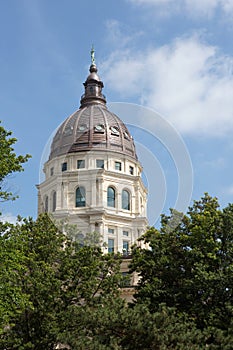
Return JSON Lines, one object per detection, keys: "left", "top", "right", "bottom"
{"left": 37, "top": 49, "right": 147, "bottom": 257}
{"left": 49, "top": 61, "right": 137, "bottom": 160}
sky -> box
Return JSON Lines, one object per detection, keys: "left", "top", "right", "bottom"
{"left": 1, "top": 0, "right": 233, "bottom": 226}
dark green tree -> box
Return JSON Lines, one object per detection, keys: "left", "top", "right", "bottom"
{"left": 131, "top": 193, "right": 233, "bottom": 339}
{"left": 2, "top": 194, "right": 233, "bottom": 349}
{"left": 0, "top": 121, "right": 30, "bottom": 202}
{"left": 59, "top": 299, "right": 208, "bottom": 350}
{"left": 0, "top": 214, "right": 122, "bottom": 349}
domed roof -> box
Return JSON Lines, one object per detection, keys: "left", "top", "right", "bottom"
{"left": 49, "top": 104, "right": 137, "bottom": 160}
{"left": 49, "top": 50, "right": 137, "bottom": 161}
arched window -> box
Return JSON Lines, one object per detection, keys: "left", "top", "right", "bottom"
{"left": 44, "top": 195, "right": 48, "bottom": 213}
{"left": 76, "top": 187, "right": 86, "bottom": 207}
{"left": 122, "top": 190, "right": 130, "bottom": 210}
{"left": 107, "top": 186, "right": 115, "bottom": 208}
{"left": 52, "top": 191, "right": 56, "bottom": 212}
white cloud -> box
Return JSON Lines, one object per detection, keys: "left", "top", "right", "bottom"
{"left": 102, "top": 35, "right": 233, "bottom": 136}
{"left": 104, "top": 19, "right": 144, "bottom": 50}
{"left": 223, "top": 185, "right": 233, "bottom": 196}
{"left": 105, "top": 20, "right": 132, "bottom": 48}
{"left": 184, "top": 0, "right": 219, "bottom": 18}
{"left": 203, "top": 157, "right": 226, "bottom": 168}
{"left": 129, "top": 0, "right": 233, "bottom": 18}
{"left": 223, "top": 0, "right": 233, "bottom": 12}
{"left": 0, "top": 212, "right": 18, "bottom": 224}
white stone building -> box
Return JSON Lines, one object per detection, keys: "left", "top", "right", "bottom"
{"left": 37, "top": 53, "right": 147, "bottom": 254}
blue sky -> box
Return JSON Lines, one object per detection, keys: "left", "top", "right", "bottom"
{"left": 1, "top": 0, "right": 233, "bottom": 225}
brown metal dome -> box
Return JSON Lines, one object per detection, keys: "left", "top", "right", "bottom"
{"left": 49, "top": 51, "right": 137, "bottom": 160}
{"left": 49, "top": 104, "right": 137, "bottom": 160}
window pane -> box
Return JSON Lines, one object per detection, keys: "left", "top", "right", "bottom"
{"left": 115, "top": 161, "right": 121, "bottom": 171}
{"left": 94, "top": 124, "right": 105, "bottom": 133}
{"left": 108, "top": 238, "right": 114, "bottom": 253}
{"left": 45, "top": 196, "right": 48, "bottom": 213}
{"left": 52, "top": 192, "right": 56, "bottom": 212}
{"left": 76, "top": 187, "right": 86, "bottom": 207}
{"left": 96, "top": 159, "right": 104, "bottom": 169}
{"left": 110, "top": 126, "right": 120, "bottom": 136}
{"left": 77, "top": 160, "right": 85, "bottom": 169}
{"left": 129, "top": 166, "right": 134, "bottom": 175}
{"left": 123, "top": 230, "right": 129, "bottom": 236}
{"left": 123, "top": 241, "right": 129, "bottom": 255}
{"left": 122, "top": 190, "right": 130, "bottom": 210}
{"left": 108, "top": 228, "right": 115, "bottom": 234}
{"left": 62, "top": 162, "right": 67, "bottom": 172}
{"left": 107, "top": 187, "right": 115, "bottom": 207}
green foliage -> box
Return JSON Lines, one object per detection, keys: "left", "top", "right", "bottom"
{"left": 131, "top": 193, "right": 233, "bottom": 338}
{"left": 2, "top": 194, "right": 233, "bottom": 348}
{"left": 0, "top": 214, "right": 122, "bottom": 349}
{"left": 0, "top": 215, "right": 65, "bottom": 348}
{"left": 0, "top": 121, "right": 31, "bottom": 202}
{"left": 59, "top": 300, "right": 207, "bottom": 350}
{"left": 0, "top": 221, "right": 30, "bottom": 332}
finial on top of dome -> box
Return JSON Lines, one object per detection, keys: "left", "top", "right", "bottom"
{"left": 80, "top": 47, "right": 106, "bottom": 107}
{"left": 91, "top": 45, "right": 95, "bottom": 65}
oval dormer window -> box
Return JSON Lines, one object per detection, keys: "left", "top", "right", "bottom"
{"left": 110, "top": 126, "right": 120, "bottom": 136}
{"left": 94, "top": 124, "right": 105, "bottom": 133}
{"left": 78, "top": 124, "right": 88, "bottom": 132}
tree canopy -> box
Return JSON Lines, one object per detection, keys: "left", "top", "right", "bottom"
{"left": 0, "top": 121, "right": 30, "bottom": 202}
{"left": 1, "top": 194, "right": 233, "bottom": 349}
{"left": 131, "top": 193, "right": 233, "bottom": 339}
{"left": 0, "top": 214, "right": 122, "bottom": 349}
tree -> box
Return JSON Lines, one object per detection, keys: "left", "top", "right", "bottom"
{"left": 0, "top": 221, "right": 30, "bottom": 335}
{"left": 59, "top": 299, "right": 208, "bottom": 350}
{"left": 0, "top": 215, "right": 65, "bottom": 348}
{"left": 2, "top": 214, "right": 205, "bottom": 350}
{"left": 2, "top": 194, "right": 233, "bottom": 349}
{"left": 0, "top": 214, "right": 122, "bottom": 349}
{"left": 130, "top": 193, "right": 233, "bottom": 341}
{"left": 0, "top": 121, "right": 30, "bottom": 202}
